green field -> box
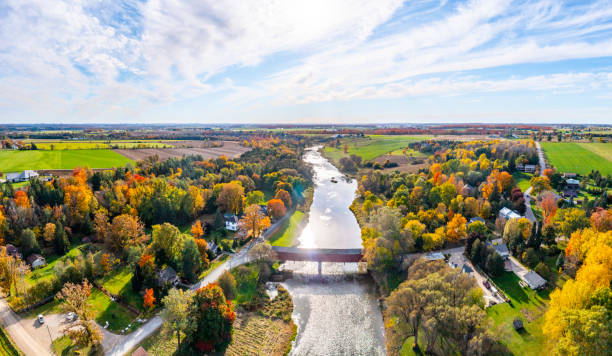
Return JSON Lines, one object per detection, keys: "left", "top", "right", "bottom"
{"left": 512, "top": 172, "right": 533, "bottom": 191}
{"left": 97, "top": 266, "right": 143, "bottom": 312}
{"left": 486, "top": 273, "right": 550, "bottom": 355}
{"left": 88, "top": 288, "right": 136, "bottom": 332}
{"left": 0, "top": 327, "right": 21, "bottom": 356}
{"left": 0, "top": 150, "right": 133, "bottom": 172}
{"left": 269, "top": 211, "right": 304, "bottom": 247}
{"left": 26, "top": 244, "right": 87, "bottom": 286}
{"left": 325, "top": 135, "right": 431, "bottom": 162}
{"left": 541, "top": 142, "right": 612, "bottom": 175}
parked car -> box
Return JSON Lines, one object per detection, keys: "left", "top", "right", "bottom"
{"left": 38, "top": 314, "right": 44, "bottom": 324}
{"left": 66, "top": 312, "right": 77, "bottom": 322}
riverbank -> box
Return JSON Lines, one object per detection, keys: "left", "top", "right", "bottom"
{"left": 269, "top": 187, "right": 313, "bottom": 247}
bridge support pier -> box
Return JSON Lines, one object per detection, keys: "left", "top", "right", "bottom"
{"left": 318, "top": 261, "right": 322, "bottom": 275}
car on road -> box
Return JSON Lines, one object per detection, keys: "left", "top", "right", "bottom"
{"left": 66, "top": 312, "right": 77, "bottom": 322}
{"left": 37, "top": 314, "right": 44, "bottom": 324}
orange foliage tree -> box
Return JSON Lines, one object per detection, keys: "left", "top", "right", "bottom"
{"left": 267, "top": 199, "right": 286, "bottom": 219}
{"left": 144, "top": 288, "right": 156, "bottom": 311}
{"left": 445, "top": 213, "right": 467, "bottom": 243}
{"left": 274, "top": 189, "right": 292, "bottom": 208}
{"left": 191, "top": 220, "right": 204, "bottom": 238}
{"left": 538, "top": 191, "right": 558, "bottom": 224}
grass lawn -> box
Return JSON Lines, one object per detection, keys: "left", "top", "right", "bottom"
{"left": 88, "top": 288, "right": 136, "bottom": 333}
{"left": 388, "top": 147, "right": 426, "bottom": 157}
{"left": 512, "top": 172, "right": 533, "bottom": 192}
{"left": 232, "top": 264, "right": 259, "bottom": 305}
{"left": 486, "top": 272, "right": 551, "bottom": 355}
{"left": 269, "top": 211, "right": 304, "bottom": 247}
{"left": 97, "top": 266, "right": 143, "bottom": 312}
{"left": 26, "top": 244, "right": 88, "bottom": 286}
{"left": 0, "top": 149, "right": 133, "bottom": 172}
{"left": 198, "top": 254, "right": 229, "bottom": 279}
{"left": 137, "top": 330, "right": 179, "bottom": 356}
{"left": 541, "top": 142, "right": 612, "bottom": 175}
{"left": 52, "top": 335, "right": 102, "bottom": 356}
{"left": 325, "top": 135, "right": 431, "bottom": 162}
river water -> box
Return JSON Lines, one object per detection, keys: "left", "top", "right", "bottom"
{"left": 282, "top": 147, "right": 386, "bottom": 356}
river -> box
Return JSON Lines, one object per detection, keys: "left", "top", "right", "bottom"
{"left": 281, "top": 147, "right": 386, "bottom": 356}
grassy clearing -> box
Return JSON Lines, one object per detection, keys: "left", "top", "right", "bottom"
{"left": 137, "top": 330, "right": 178, "bottom": 356}
{"left": 512, "top": 172, "right": 533, "bottom": 192}
{"left": 26, "top": 244, "right": 87, "bottom": 286}
{"left": 268, "top": 211, "right": 304, "bottom": 247}
{"left": 486, "top": 272, "right": 550, "bottom": 355}
{"left": 325, "top": 135, "right": 431, "bottom": 162}
{"left": 0, "top": 326, "right": 22, "bottom": 356}
{"left": 541, "top": 142, "right": 612, "bottom": 175}
{"left": 88, "top": 288, "right": 136, "bottom": 333}
{"left": 51, "top": 335, "right": 102, "bottom": 356}
{"left": 388, "top": 147, "right": 426, "bottom": 157}
{"left": 97, "top": 266, "right": 143, "bottom": 312}
{"left": 0, "top": 150, "right": 133, "bottom": 172}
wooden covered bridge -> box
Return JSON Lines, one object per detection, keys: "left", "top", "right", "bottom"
{"left": 271, "top": 246, "right": 363, "bottom": 274}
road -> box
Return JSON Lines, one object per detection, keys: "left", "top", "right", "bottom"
{"left": 0, "top": 299, "right": 53, "bottom": 356}
{"left": 522, "top": 141, "right": 546, "bottom": 226}
{"left": 106, "top": 213, "right": 290, "bottom": 356}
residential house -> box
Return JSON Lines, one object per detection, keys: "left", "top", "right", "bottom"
{"left": 4, "top": 244, "right": 21, "bottom": 259}
{"left": 493, "top": 242, "right": 510, "bottom": 260}
{"left": 208, "top": 241, "right": 219, "bottom": 255}
{"left": 521, "top": 271, "right": 546, "bottom": 290}
{"left": 5, "top": 170, "right": 39, "bottom": 183}
{"left": 224, "top": 213, "right": 239, "bottom": 231}
{"left": 158, "top": 266, "right": 179, "bottom": 286}
{"left": 498, "top": 207, "right": 522, "bottom": 221}
{"left": 132, "top": 347, "right": 149, "bottom": 356}
{"left": 563, "top": 173, "right": 577, "bottom": 179}
{"left": 523, "top": 164, "right": 536, "bottom": 173}
{"left": 461, "top": 264, "right": 474, "bottom": 276}
{"left": 27, "top": 254, "right": 46, "bottom": 269}
{"left": 564, "top": 178, "right": 580, "bottom": 198}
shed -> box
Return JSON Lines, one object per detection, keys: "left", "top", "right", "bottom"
{"left": 521, "top": 271, "right": 546, "bottom": 289}
{"left": 5, "top": 170, "right": 39, "bottom": 183}
{"left": 27, "top": 254, "right": 46, "bottom": 269}
{"left": 158, "top": 266, "right": 179, "bottom": 286}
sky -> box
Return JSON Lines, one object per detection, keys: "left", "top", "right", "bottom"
{"left": 1, "top": 0, "right": 612, "bottom": 125}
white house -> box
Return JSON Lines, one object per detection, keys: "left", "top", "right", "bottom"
{"left": 523, "top": 165, "right": 536, "bottom": 173}
{"left": 498, "top": 207, "right": 522, "bottom": 221}
{"left": 521, "top": 271, "right": 547, "bottom": 290}
{"left": 224, "top": 214, "right": 239, "bottom": 231}
{"left": 27, "top": 254, "right": 46, "bottom": 269}
{"left": 6, "top": 170, "right": 39, "bottom": 183}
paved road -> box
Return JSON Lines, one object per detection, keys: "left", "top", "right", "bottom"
{"left": 0, "top": 299, "right": 53, "bottom": 356}
{"left": 107, "top": 214, "right": 290, "bottom": 356}
{"left": 535, "top": 141, "right": 546, "bottom": 176}
{"left": 522, "top": 141, "right": 546, "bottom": 227}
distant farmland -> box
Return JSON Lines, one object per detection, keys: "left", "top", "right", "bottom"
{"left": 324, "top": 135, "right": 432, "bottom": 162}
{"left": 541, "top": 142, "right": 612, "bottom": 175}
{"left": 0, "top": 149, "right": 133, "bottom": 172}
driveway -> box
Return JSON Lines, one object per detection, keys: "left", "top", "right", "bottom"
{"left": 0, "top": 299, "right": 54, "bottom": 356}
{"left": 535, "top": 141, "right": 546, "bottom": 176}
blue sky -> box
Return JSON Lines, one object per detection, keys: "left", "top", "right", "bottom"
{"left": 1, "top": 0, "right": 611, "bottom": 124}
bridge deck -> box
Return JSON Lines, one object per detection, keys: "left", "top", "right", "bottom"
{"left": 272, "top": 246, "right": 363, "bottom": 263}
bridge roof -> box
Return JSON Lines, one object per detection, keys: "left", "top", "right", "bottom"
{"left": 272, "top": 247, "right": 362, "bottom": 255}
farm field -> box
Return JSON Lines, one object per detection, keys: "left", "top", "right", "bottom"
{"left": 324, "top": 135, "right": 431, "bottom": 162}
{"left": 114, "top": 140, "right": 250, "bottom": 161}
{"left": 0, "top": 149, "right": 133, "bottom": 172}
{"left": 541, "top": 142, "right": 612, "bottom": 175}
{"left": 33, "top": 141, "right": 174, "bottom": 150}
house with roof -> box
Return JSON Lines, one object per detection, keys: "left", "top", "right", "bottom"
{"left": 224, "top": 213, "right": 239, "bottom": 231}
{"left": 132, "top": 346, "right": 149, "bottom": 356}
{"left": 208, "top": 241, "right": 219, "bottom": 255}
{"left": 425, "top": 252, "right": 445, "bottom": 261}
{"left": 564, "top": 178, "right": 580, "bottom": 198}
{"left": 523, "top": 164, "right": 536, "bottom": 173}
{"left": 6, "top": 170, "right": 39, "bottom": 183}
{"left": 493, "top": 242, "right": 510, "bottom": 260}
{"left": 520, "top": 271, "right": 546, "bottom": 290}
{"left": 563, "top": 173, "right": 577, "bottom": 179}
{"left": 4, "top": 244, "right": 21, "bottom": 259}
{"left": 27, "top": 254, "right": 46, "bottom": 269}
{"left": 158, "top": 266, "right": 179, "bottom": 286}
{"left": 498, "top": 207, "right": 522, "bottom": 221}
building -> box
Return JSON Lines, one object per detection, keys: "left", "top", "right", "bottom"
{"left": 208, "top": 241, "right": 219, "bottom": 255}
{"left": 563, "top": 173, "right": 577, "bottom": 179}
{"left": 498, "top": 207, "right": 522, "bottom": 221}
{"left": 523, "top": 164, "right": 536, "bottom": 173}
{"left": 564, "top": 178, "right": 580, "bottom": 198}
{"left": 5, "top": 170, "right": 39, "bottom": 183}
{"left": 158, "top": 266, "right": 179, "bottom": 286}
{"left": 224, "top": 213, "right": 239, "bottom": 231}
{"left": 461, "top": 264, "right": 474, "bottom": 276}
{"left": 27, "top": 254, "right": 46, "bottom": 269}
{"left": 493, "top": 242, "right": 510, "bottom": 260}
{"left": 132, "top": 347, "right": 149, "bottom": 356}
{"left": 4, "top": 244, "right": 21, "bottom": 259}
{"left": 520, "top": 271, "right": 547, "bottom": 290}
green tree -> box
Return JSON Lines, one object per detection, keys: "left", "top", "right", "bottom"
{"left": 161, "top": 288, "right": 195, "bottom": 350}
{"left": 21, "top": 229, "right": 40, "bottom": 257}
{"left": 216, "top": 270, "right": 237, "bottom": 300}
{"left": 181, "top": 238, "right": 201, "bottom": 282}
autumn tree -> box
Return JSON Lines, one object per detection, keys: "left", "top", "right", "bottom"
{"left": 538, "top": 190, "right": 558, "bottom": 224}
{"left": 56, "top": 280, "right": 102, "bottom": 347}
{"left": 238, "top": 204, "right": 271, "bottom": 239}
{"left": 191, "top": 220, "right": 204, "bottom": 238}
{"left": 217, "top": 182, "right": 244, "bottom": 215}
{"left": 162, "top": 288, "right": 195, "bottom": 350}
{"left": 247, "top": 242, "right": 277, "bottom": 265}
{"left": 529, "top": 176, "right": 551, "bottom": 195}
{"left": 216, "top": 270, "right": 237, "bottom": 300}
{"left": 266, "top": 199, "right": 286, "bottom": 220}
{"left": 554, "top": 208, "right": 590, "bottom": 238}
{"left": 107, "top": 214, "right": 146, "bottom": 253}
{"left": 144, "top": 288, "right": 156, "bottom": 311}
{"left": 195, "top": 238, "right": 210, "bottom": 267}
{"left": 43, "top": 223, "right": 56, "bottom": 244}
{"left": 274, "top": 189, "right": 292, "bottom": 208}
{"left": 245, "top": 190, "right": 265, "bottom": 206}
{"left": 186, "top": 283, "right": 236, "bottom": 353}
{"left": 590, "top": 208, "right": 611, "bottom": 232}
{"left": 93, "top": 209, "right": 110, "bottom": 242}
{"left": 445, "top": 213, "right": 467, "bottom": 243}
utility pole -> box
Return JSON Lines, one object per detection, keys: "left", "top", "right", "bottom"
{"left": 46, "top": 324, "right": 53, "bottom": 344}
